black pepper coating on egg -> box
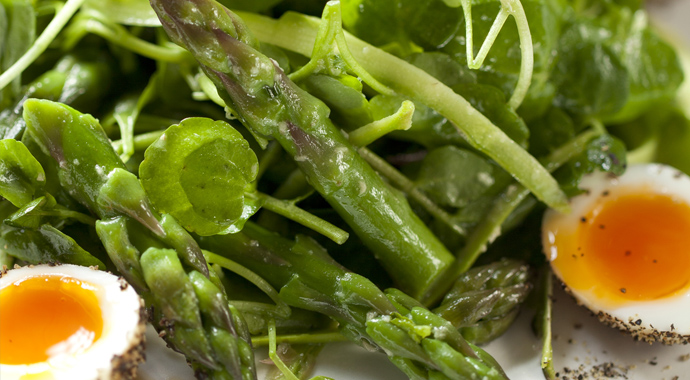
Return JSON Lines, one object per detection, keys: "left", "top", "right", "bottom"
{"left": 562, "top": 282, "right": 690, "bottom": 345}
{"left": 107, "top": 297, "right": 147, "bottom": 380}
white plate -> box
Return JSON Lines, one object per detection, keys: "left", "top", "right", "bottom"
{"left": 137, "top": 2, "right": 690, "bottom": 379}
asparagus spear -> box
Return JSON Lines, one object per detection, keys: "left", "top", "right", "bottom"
{"left": 433, "top": 259, "right": 531, "bottom": 344}
{"left": 22, "top": 98, "right": 256, "bottom": 380}
{"left": 149, "top": 0, "right": 454, "bottom": 300}
{"left": 198, "top": 223, "right": 508, "bottom": 380}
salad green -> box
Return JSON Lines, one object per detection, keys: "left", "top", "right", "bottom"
{"left": 0, "top": 0, "right": 687, "bottom": 379}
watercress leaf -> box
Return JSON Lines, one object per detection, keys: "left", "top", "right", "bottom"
{"left": 83, "top": 0, "right": 160, "bottom": 26}
{"left": 551, "top": 21, "right": 630, "bottom": 120}
{"left": 405, "top": 52, "right": 477, "bottom": 88}
{"left": 0, "top": 138, "right": 46, "bottom": 207}
{"left": 4, "top": 194, "right": 56, "bottom": 229}
{"left": 652, "top": 107, "right": 690, "bottom": 175}
{"left": 341, "top": 0, "right": 461, "bottom": 54}
{"left": 415, "top": 146, "right": 495, "bottom": 208}
{"left": 0, "top": 0, "right": 35, "bottom": 108}
{"left": 139, "top": 117, "right": 260, "bottom": 236}
{"left": 0, "top": 223, "right": 105, "bottom": 268}
{"left": 527, "top": 106, "right": 575, "bottom": 157}
{"left": 603, "top": 20, "right": 684, "bottom": 123}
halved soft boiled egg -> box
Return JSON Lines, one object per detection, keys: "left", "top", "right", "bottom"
{"left": 0, "top": 264, "right": 146, "bottom": 379}
{"left": 542, "top": 163, "right": 690, "bottom": 344}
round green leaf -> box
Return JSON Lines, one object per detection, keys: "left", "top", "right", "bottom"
{"left": 139, "top": 117, "right": 259, "bottom": 235}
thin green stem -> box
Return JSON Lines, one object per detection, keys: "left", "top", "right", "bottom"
{"left": 503, "top": 0, "right": 534, "bottom": 110}
{"left": 268, "top": 320, "right": 301, "bottom": 380}
{"left": 469, "top": 9, "right": 510, "bottom": 69}
{"left": 259, "top": 194, "right": 349, "bottom": 245}
{"left": 204, "top": 250, "right": 291, "bottom": 318}
{"left": 329, "top": 5, "right": 393, "bottom": 96}
{"left": 536, "top": 265, "right": 556, "bottom": 380}
{"left": 39, "top": 208, "right": 97, "bottom": 226}
{"left": 65, "top": 14, "right": 188, "bottom": 63}
{"left": 0, "top": 0, "right": 86, "bottom": 91}
{"left": 252, "top": 330, "right": 347, "bottom": 347}
{"left": 194, "top": 72, "right": 227, "bottom": 107}
{"left": 358, "top": 147, "right": 465, "bottom": 236}
{"left": 112, "top": 130, "right": 165, "bottom": 154}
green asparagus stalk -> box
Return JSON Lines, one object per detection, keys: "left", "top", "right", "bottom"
{"left": 198, "top": 223, "right": 509, "bottom": 380}
{"left": 150, "top": 0, "right": 454, "bottom": 300}
{"left": 22, "top": 98, "right": 256, "bottom": 380}
{"left": 433, "top": 259, "right": 531, "bottom": 344}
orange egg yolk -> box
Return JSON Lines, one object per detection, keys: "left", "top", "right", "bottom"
{"left": 0, "top": 275, "right": 103, "bottom": 365}
{"left": 549, "top": 192, "right": 690, "bottom": 304}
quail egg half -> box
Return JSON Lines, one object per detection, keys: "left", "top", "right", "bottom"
{"left": 542, "top": 163, "right": 690, "bottom": 344}
{"left": 0, "top": 264, "right": 146, "bottom": 379}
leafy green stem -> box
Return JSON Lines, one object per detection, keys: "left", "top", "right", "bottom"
{"left": 502, "top": 0, "right": 535, "bottom": 110}
{"left": 64, "top": 12, "right": 189, "bottom": 63}
{"left": 112, "top": 130, "right": 165, "bottom": 155}
{"left": 193, "top": 72, "right": 227, "bottom": 107}
{"left": 259, "top": 194, "right": 349, "bottom": 245}
{"left": 238, "top": 10, "right": 567, "bottom": 213}
{"left": 288, "top": 1, "right": 393, "bottom": 96}
{"left": 203, "top": 249, "right": 291, "bottom": 318}
{"left": 422, "top": 129, "right": 600, "bottom": 305}
{"left": 348, "top": 100, "right": 414, "bottom": 147}
{"left": 38, "top": 207, "right": 97, "bottom": 226}
{"left": 0, "top": 0, "right": 86, "bottom": 91}
{"left": 534, "top": 265, "right": 556, "bottom": 380}
{"left": 268, "top": 319, "right": 301, "bottom": 380}
{"left": 468, "top": 6, "right": 510, "bottom": 70}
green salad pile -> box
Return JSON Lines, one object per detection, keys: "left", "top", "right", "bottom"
{"left": 0, "top": 0, "right": 687, "bottom": 378}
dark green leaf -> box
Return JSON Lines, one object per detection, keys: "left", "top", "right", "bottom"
{"left": 0, "top": 138, "right": 45, "bottom": 207}
{"left": 0, "top": 223, "right": 104, "bottom": 268}
{"left": 341, "top": 0, "right": 461, "bottom": 53}
{"left": 0, "top": 0, "right": 35, "bottom": 108}
{"left": 416, "top": 146, "right": 495, "bottom": 208}
{"left": 551, "top": 22, "right": 630, "bottom": 120}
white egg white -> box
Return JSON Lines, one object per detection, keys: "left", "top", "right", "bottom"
{"left": 0, "top": 264, "right": 146, "bottom": 380}
{"left": 543, "top": 163, "right": 690, "bottom": 344}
